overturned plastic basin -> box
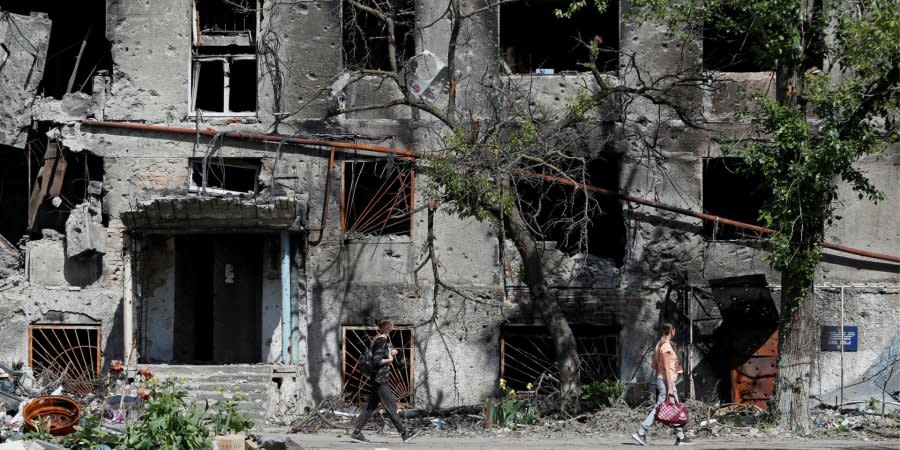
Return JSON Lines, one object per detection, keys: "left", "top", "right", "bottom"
{"left": 23, "top": 395, "right": 82, "bottom": 436}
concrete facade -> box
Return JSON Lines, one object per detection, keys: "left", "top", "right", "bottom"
{"left": 0, "top": 0, "right": 897, "bottom": 424}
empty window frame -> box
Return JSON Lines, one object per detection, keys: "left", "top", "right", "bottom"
{"left": 515, "top": 153, "right": 625, "bottom": 265}
{"left": 500, "top": 0, "right": 618, "bottom": 74}
{"left": 342, "top": 0, "right": 416, "bottom": 70}
{"left": 500, "top": 325, "right": 619, "bottom": 394}
{"left": 702, "top": 157, "right": 769, "bottom": 240}
{"left": 29, "top": 324, "right": 102, "bottom": 395}
{"left": 341, "top": 326, "right": 414, "bottom": 407}
{"left": 341, "top": 159, "right": 413, "bottom": 236}
{"left": 189, "top": 157, "right": 261, "bottom": 194}
{"left": 702, "top": 7, "right": 772, "bottom": 72}
{"left": 191, "top": 0, "right": 258, "bottom": 115}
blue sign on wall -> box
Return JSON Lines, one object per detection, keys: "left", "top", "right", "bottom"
{"left": 820, "top": 326, "right": 858, "bottom": 352}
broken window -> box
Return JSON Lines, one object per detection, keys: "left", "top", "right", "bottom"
{"left": 500, "top": 325, "right": 619, "bottom": 394}
{"left": 342, "top": 326, "right": 414, "bottom": 407}
{"left": 702, "top": 8, "right": 770, "bottom": 72}
{"left": 500, "top": 0, "right": 618, "bottom": 74}
{"left": 29, "top": 324, "right": 101, "bottom": 395}
{"left": 25, "top": 136, "right": 104, "bottom": 238}
{"left": 0, "top": 0, "right": 112, "bottom": 98}
{"left": 189, "top": 157, "right": 261, "bottom": 195}
{"left": 702, "top": 157, "right": 769, "bottom": 240}
{"left": 342, "top": 159, "right": 413, "bottom": 236}
{"left": 516, "top": 153, "right": 625, "bottom": 265}
{"left": 342, "top": 0, "right": 416, "bottom": 71}
{"left": 191, "top": 0, "right": 258, "bottom": 115}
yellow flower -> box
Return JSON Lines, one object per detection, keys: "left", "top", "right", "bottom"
{"left": 499, "top": 378, "right": 507, "bottom": 389}
{"left": 508, "top": 389, "right": 516, "bottom": 397}
{"left": 526, "top": 383, "right": 533, "bottom": 390}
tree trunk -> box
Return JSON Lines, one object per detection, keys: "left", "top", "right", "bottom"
{"left": 774, "top": 269, "right": 816, "bottom": 432}
{"left": 502, "top": 206, "right": 581, "bottom": 407}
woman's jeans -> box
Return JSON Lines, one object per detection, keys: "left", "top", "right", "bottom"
{"left": 640, "top": 377, "right": 685, "bottom": 439}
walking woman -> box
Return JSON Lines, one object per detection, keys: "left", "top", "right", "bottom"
{"left": 350, "top": 318, "right": 419, "bottom": 443}
{"left": 631, "top": 323, "right": 694, "bottom": 446}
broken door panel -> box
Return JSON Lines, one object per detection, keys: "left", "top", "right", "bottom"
{"left": 0, "top": 11, "right": 51, "bottom": 146}
{"left": 732, "top": 331, "right": 778, "bottom": 409}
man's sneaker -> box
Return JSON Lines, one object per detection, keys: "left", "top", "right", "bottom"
{"left": 675, "top": 436, "right": 695, "bottom": 446}
{"left": 402, "top": 429, "right": 420, "bottom": 443}
{"left": 630, "top": 432, "right": 647, "bottom": 446}
{"left": 350, "top": 431, "right": 369, "bottom": 443}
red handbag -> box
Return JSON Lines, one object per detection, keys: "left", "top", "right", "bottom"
{"left": 656, "top": 400, "right": 689, "bottom": 426}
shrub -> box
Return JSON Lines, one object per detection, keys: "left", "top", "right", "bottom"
{"left": 580, "top": 379, "right": 624, "bottom": 412}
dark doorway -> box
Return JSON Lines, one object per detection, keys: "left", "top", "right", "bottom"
{"left": 174, "top": 235, "right": 262, "bottom": 363}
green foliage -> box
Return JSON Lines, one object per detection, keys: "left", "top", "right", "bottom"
{"left": 580, "top": 379, "right": 624, "bottom": 412}
{"left": 63, "top": 415, "right": 119, "bottom": 450}
{"left": 120, "top": 379, "right": 212, "bottom": 450}
{"left": 120, "top": 378, "right": 254, "bottom": 450}
{"left": 209, "top": 396, "right": 255, "bottom": 436}
{"left": 554, "top": 0, "right": 608, "bottom": 19}
{"left": 486, "top": 378, "right": 539, "bottom": 428}
{"left": 23, "top": 418, "right": 54, "bottom": 442}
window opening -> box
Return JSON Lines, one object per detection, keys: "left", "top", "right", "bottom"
{"left": 500, "top": 0, "right": 618, "bottom": 74}
{"left": 702, "top": 157, "right": 769, "bottom": 240}
{"left": 29, "top": 324, "right": 101, "bottom": 395}
{"left": 341, "top": 326, "right": 414, "bottom": 407}
{"left": 516, "top": 153, "right": 625, "bottom": 265}
{"left": 343, "top": 0, "right": 416, "bottom": 71}
{"left": 26, "top": 140, "right": 104, "bottom": 239}
{"left": 0, "top": 0, "right": 112, "bottom": 98}
{"left": 189, "top": 157, "right": 261, "bottom": 194}
{"left": 702, "top": 7, "right": 770, "bottom": 72}
{"left": 500, "top": 325, "right": 619, "bottom": 395}
{"left": 342, "top": 159, "right": 413, "bottom": 236}
{"left": 191, "top": 0, "right": 258, "bottom": 115}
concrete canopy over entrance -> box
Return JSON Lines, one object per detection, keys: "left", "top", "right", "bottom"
{"left": 121, "top": 197, "right": 304, "bottom": 232}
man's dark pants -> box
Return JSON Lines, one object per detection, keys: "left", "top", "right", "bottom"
{"left": 354, "top": 382, "right": 405, "bottom": 434}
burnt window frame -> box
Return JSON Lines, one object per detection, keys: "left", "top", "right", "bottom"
{"left": 188, "top": 157, "right": 261, "bottom": 195}
{"left": 702, "top": 156, "right": 770, "bottom": 241}
{"left": 498, "top": 0, "right": 620, "bottom": 75}
{"left": 190, "top": 0, "right": 260, "bottom": 117}
{"left": 340, "top": 158, "right": 415, "bottom": 238}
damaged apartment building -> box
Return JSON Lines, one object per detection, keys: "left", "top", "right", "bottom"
{"left": 1, "top": 0, "right": 897, "bottom": 424}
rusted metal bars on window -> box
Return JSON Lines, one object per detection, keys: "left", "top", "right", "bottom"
{"left": 28, "top": 324, "right": 102, "bottom": 396}
{"left": 342, "top": 161, "right": 414, "bottom": 236}
{"left": 341, "top": 326, "right": 414, "bottom": 407}
{"left": 499, "top": 332, "right": 618, "bottom": 395}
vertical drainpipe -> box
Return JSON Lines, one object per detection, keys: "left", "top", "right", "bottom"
{"left": 281, "top": 230, "right": 291, "bottom": 364}
{"left": 123, "top": 233, "right": 133, "bottom": 365}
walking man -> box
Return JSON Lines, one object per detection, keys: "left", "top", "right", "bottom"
{"left": 350, "top": 318, "right": 419, "bottom": 443}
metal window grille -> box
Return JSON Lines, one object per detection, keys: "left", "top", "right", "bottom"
{"left": 28, "top": 324, "right": 102, "bottom": 395}
{"left": 341, "top": 326, "right": 414, "bottom": 407}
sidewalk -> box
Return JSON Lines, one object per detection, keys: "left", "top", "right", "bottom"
{"left": 258, "top": 431, "right": 898, "bottom": 449}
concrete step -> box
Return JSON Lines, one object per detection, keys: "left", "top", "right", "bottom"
{"left": 142, "top": 364, "right": 274, "bottom": 379}
{"left": 187, "top": 391, "right": 268, "bottom": 402}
